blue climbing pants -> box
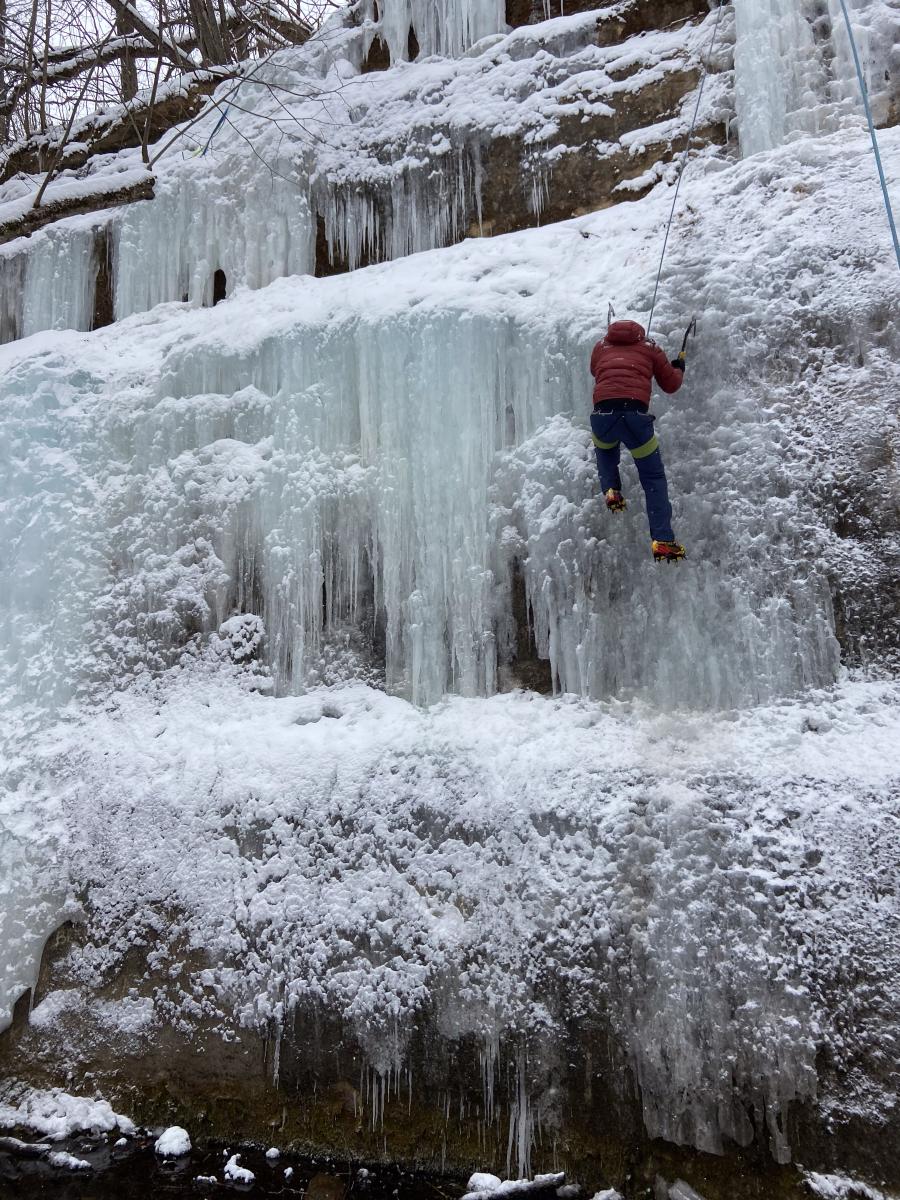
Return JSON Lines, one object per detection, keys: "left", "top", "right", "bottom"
{"left": 590, "top": 407, "right": 675, "bottom": 543}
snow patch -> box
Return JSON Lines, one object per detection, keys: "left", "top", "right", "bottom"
{"left": 467, "top": 1173, "right": 503, "bottom": 1193}
{"left": 224, "top": 1152, "right": 255, "bottom": 1185}
{"left": 0, "top": 1088, "right": 135, "bottom": 1141}
{"left": 463, "top": 1174, "right": 566, "bottom": 1200}
{"left": 155, "top": 1126, "right": 192, "bottom": 1157}
{"left": 804, "top": 1172, "right": 891, "bottom": 1200}
{"left": 47, "top": 1150, "right": 92, "bottom": 1171}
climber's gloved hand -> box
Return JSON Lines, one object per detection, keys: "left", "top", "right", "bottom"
{"left": 671, "top": 352, "right": 686, "bottom": 372}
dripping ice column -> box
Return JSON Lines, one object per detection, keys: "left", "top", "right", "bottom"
{"left": 733, "top": 0, "right": 824, "bottom": 155}
{"left": 368, "top": 0, "right": 506, "bottom": 62}
{"left": 21, "top": 224, "right": 97, "bottom": 337}
{"left": 733, "top": 0, "right": 891, "bottom": 156}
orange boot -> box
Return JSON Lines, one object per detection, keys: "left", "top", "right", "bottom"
{"left": 605, "top": 489, "right": 627, "bottom": 513}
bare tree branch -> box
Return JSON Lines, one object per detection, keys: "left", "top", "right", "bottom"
{"left": 0, "top": 0, "right": 335, "bottom": 169}
{"left": 102, "top": 0, "right": 194, "bottom": 72}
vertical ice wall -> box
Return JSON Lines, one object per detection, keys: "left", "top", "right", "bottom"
{"left": 22, "top": 224, "right": 98, "bottom": 338}
{"left": 733, "top": 0, "right": 896, "bottom": 155}
{"left": 0, "top": 281, "right": 841, "bottom": 714}
{"left": 114, "top": 164, "right": 316, "bottom": 319}
{"left": 0, "top": 223, "right": 98, "bottom": 343}
{"left": 0, "top": 249, "right": 25, "bottom": 343}
{"left": 0, "top": 167, "right": 315, "bottom": 341}
{"left": 137, "top": 310, "right": 548, "bottom": 703}
{"left": 0, "top": 817, "right": 69, "bottom": 1033}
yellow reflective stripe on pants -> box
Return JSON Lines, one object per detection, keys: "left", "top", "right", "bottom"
{"left": 631, "top": 434, "right": 659, "bottom": 460}
{"left": 592, "top": 434, "right": 620, "bottom": 450}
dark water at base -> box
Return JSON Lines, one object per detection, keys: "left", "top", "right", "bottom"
{"left": 0, "top": 1136, "right": 464, "bottom": 1200}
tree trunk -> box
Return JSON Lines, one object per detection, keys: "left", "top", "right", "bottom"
{"left": 22, "top": 0, "right": 40, "bottom": 137}
{"left": 39, "top": 0, "right": 52, "bottom": 132}
{"left": 0, "top": 0, "right": 7, "bottom": 143}
{"left": 188, "top": 0, "right": 229, "bottom": 66}
{"left": 118, "top": 11, "right": 138, "bottom": 100}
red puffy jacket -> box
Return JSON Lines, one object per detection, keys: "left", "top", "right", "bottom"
{"left": 590, "top": 320, "right": 683, "bottom": 408}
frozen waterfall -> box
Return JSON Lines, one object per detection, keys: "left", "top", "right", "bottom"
{"left": 733, "top": 0, "right": 896, "bottom": 156}
{"left": 113, "top": 163, "right": 316, "bottom": 321}
{"left": 0, "top": 156, "right": 851, "bottom": 718}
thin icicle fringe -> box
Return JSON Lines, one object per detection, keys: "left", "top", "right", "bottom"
{"left": 362, "top": 0, "right": 506, "bottom": 62}
{"left": 315, "top": 144, "right": 483, "bottom": 270}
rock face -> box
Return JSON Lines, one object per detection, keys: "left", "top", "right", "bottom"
{"left": 3, "top": 866, "right": 899, "bottom": 1200}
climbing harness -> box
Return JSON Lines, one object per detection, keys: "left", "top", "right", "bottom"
{"left": 836, "top": 0, "right": 900, "bottom": 273}
{"left": 646, "top": 1, "right": 726, "bottom": 337}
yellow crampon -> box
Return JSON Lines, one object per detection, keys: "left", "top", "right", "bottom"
{"left": 652, "top": 540, "right": 686, "bottom": 563}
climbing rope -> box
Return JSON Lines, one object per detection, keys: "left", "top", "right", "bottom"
{"left": 836, "top": 0, "right": 900, "bottom": 273}
{"left": 646, "top": 1, "right": 725, "bottom": 338}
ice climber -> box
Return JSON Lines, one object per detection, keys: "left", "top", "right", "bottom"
{"left": 589, "top": 318, "right": 686, "bottom": 562}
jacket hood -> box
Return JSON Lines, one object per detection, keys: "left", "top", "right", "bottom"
{"left": 606, "top": 320, "right": 646, "bottom": 345}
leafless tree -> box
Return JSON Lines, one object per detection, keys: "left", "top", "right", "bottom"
{"left": 0, "top": 0, "right": 348, "bottom": 163}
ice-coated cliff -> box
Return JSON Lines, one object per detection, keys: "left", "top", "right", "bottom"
{"left": 1, "top": 0, "right": 900, "bottom": 1192}
{"left": 8, "top": 130, "right": 896, "bottom": 718}
{"left": 0, "top": 0, "right": 731, "bottom": 340}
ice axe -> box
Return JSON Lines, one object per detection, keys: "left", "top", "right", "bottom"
{"left": 680, "top": 315, "right": 697, "bottom": 356}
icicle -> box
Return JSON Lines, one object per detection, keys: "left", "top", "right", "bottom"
{"left": 480, "top": 1036, "right": 499, "bottom": 1127}
{"left": 506, "top": 1047, "right": 533, "bottom": 1181}
{"left": 273, "top": 1022, "right": 282, "bottom": 1088}
{"left": 363, "top": 0, "right": 506, "bottom": 63}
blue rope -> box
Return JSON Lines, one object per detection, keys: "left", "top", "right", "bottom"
{"left": 836, "top": 0, "right": 900, "bottom": 273}
{"left": 201, "top": 105, "right": 231, "bottom": 156}
{"left": 646, "top": 1, "right": 725, "bottom": 338}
